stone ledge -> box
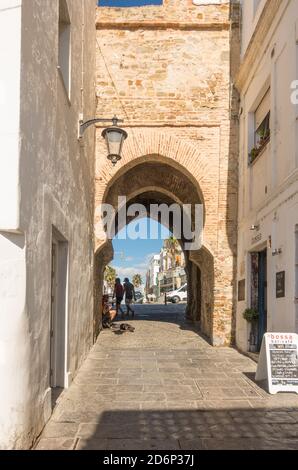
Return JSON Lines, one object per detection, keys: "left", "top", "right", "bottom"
{"left": 96, "top": 21, "right": 230, "bottom": 31}
{"left": 94, "top": 122, "right": 222, "bottom": 128}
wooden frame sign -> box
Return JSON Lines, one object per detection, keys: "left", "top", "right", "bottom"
{"left": 256, "top": 333, "right": 298, "bottom": 394}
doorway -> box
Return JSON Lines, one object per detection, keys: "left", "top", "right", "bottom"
{"left": 50, "top": 228, "right": 68, "bottom": 407}
{"left": 251, "top": 249, "right": 267, "bottom": 350}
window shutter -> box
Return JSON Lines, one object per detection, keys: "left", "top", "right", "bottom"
{"left": 255, "top": 89, "right": 270, "bottom": 129}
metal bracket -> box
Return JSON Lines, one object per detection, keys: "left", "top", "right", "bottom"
{"left": 78, "top": 115, "right": 124, "bottom": 139}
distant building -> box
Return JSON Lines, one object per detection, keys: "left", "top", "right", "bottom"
{"left": 158, "top": 241, "right": 186, "bottom": 294}
{"left": 145, "top": 254, "right": 160, "bottom": 297}
{"left": 145, "top": 241, "right": 187, "bottom": 299}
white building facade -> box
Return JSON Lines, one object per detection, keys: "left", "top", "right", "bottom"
{"left": 236, "top": 0, "right": 298, "bottom": 352}
{"left": 146, "top": 254, "right": 160, "bottom": 296}
{"left": 157, "top": 243, "right": 186, "bottom": 294}
{"left": 0, "top": 0, "right": 96, "bottom": 449}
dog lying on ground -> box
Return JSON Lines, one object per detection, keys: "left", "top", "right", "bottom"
{"left": 110, "top": 323, "right": 135, "bottom": 333}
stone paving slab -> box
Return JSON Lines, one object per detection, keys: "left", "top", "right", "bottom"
{"left": 35, "top": 304, "right": 298, "bottom": 450}
{"left": 35, "top": 438, "right": 76, "bottom": 450}
{"left": 75, "top": 438, "right": 180, "bottom": 450}
{"left": 179, "top": 437, "right": 298, "bottom": 450}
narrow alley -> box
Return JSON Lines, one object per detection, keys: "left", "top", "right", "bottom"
{"left": 35, "top": 305, "right": 298, "bottom": 450}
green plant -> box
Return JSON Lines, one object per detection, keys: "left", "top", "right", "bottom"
{"left": 257, "top": 127, "right": 265, "bottom": 138}
{"left": 257, "top": 128, "right": 270, "bottom": 144}
{"left": 249, "top": 147, "right": 259, "bottom": 163}
{"left": 243, "top": 308, "right": 259, "bottom": 322}
{"left": 261, "top": 128, "right": 269, "bottom": 138}
{"left": 104, "top": 265, "right": 116, "bottom": 289}
{"left": 132, "top": 274, "right": 143, "bottom": 288}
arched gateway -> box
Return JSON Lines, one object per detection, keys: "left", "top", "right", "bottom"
{"left": 94, "top": 0, "right": 239, "bottom": 346}
{"left": 95, "top": 132, "right": 237, "bottom": 346}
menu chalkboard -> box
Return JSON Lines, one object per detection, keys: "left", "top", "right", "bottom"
{"left": 256, "top": 333, "right": 298, "bottom": 394}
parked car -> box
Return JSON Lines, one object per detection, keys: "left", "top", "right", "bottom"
{"left": 166, "top": 284, "right": 187, "bottom": 303}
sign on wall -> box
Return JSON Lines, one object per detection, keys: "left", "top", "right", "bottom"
{"left": 256, "top": 333, "right": 298, "bottom": 394}
{"left": 276, "top": 271, "right": 285, "bottom": 298}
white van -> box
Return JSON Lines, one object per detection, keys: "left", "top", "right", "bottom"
{"left": 166, "top": 284, "right": 187, "bottom": 303}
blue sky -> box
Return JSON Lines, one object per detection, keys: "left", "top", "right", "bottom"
{"left": 99, "top": 0, "right": 162, "bottom": 7}
{"left": 111, "top": 218, "right": 169, "bottom": 287}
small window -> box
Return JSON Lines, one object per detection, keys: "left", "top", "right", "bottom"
{"left": 58, "top": 0, "right": 71, "bottom": 98}
{"left": 249, "top": 89, "right": 270, "bottom": 164}
{"left": 255, "top": 111, "right": 270, "bottom": 147}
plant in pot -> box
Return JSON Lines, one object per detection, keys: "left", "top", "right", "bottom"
{"left": 243, "top": 308, "right": 259, "bottom": 352}
{"left": 249, "top": 147, "right": 259, "bottom": 163}
{"left": 257, "top": 127, "right": 270, "bottom": 149}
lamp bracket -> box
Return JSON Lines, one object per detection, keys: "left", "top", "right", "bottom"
{"left": 78, "top": 115, "right": 124, "bottom": 139}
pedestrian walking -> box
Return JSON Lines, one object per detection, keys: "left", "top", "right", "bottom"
{"left": 113, "top": 277, "right": 125, "bottom": 318}
{"left": 123, "top": 277, "right": 136, "bottom": 318}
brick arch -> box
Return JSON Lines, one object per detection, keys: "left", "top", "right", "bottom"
{"left": 95, "top": 130, "right": 235, "bottom": 346}
{"left": 95, "top": 130, "right": 219, "bottom": 253}
{"left": 96, "top": 131, "right": 212, "bottom": 199}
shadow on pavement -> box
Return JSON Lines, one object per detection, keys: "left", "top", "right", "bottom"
{"left": 76, "top": 406, "right": 298, "bottom": 450}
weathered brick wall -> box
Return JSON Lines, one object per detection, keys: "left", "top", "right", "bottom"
{"left": 97, "top": 0, "right": 231, "bottom": 27}
{"left": 95, "top": 0, "right": 240, "bottom": 346}
{"left": 96, "top": 1, "right": 231, "bottom": 123}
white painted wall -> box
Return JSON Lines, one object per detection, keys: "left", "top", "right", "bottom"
{"left": 236, "top": 0, "right": 298, "bottom": 351}
{"left": 0, "top": 0, "right": 29, "bottom": 450}
{"left": 0, "top": 1, "right": 22, "bottom": 230}
{"left": 0, "top": 0, "right": 96, "bottom": 449}
{"left": 0, "top": 233, "right": 28, "bottom": 450}
{"left": 240, "top": 0, "right": 267, "bottom": 56}
{"left": 148, "top": 254, "right": 160, "bottom": 288}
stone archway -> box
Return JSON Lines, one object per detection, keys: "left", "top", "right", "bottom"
{"left": 94, "top": 0, "right": 239, "bottom": 345}
{"left": 94, "top": 133, "right": 237, "bottom": 346}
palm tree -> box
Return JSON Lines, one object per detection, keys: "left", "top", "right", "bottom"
{"left": 132, "top": 274, "right": 143, "bottom": 288}
{"left": 165, "top": 236, "right": 179, "bottom": 291}
{"left": 104, "top": 265, "right": 116, "bottom": 292}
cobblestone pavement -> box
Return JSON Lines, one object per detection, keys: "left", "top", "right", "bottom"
{"left": 35, "top": 304, "right": 298, "bottom": 450}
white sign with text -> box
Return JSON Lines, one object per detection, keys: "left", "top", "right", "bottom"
{"left": 255, "top": 333, "right": 298, "bottom": 395}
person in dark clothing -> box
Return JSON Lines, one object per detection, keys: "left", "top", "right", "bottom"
{"left": 113, "top": 277, "right": 125, "bottom": 318}
{"left": 123, "top": 277, "right": 136, "bottom": 318}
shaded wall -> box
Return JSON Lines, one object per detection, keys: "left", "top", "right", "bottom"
{"left": 0, "top": 0, "right": 96, "bottom": 450}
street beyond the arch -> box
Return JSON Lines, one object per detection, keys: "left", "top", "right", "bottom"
{"left": 35, "top": 304, "right": 298, "bottom": 450}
